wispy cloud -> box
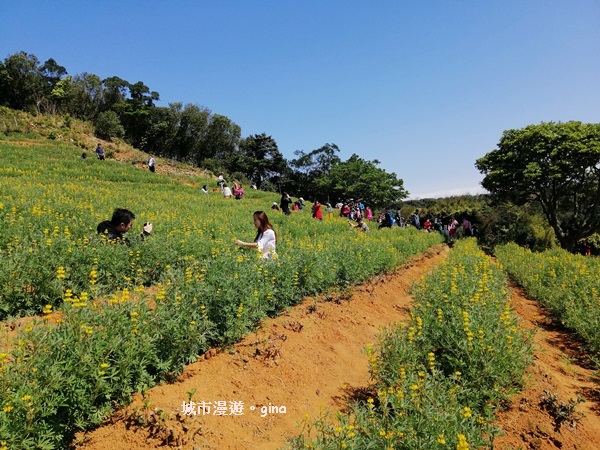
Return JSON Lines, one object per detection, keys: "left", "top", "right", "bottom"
{"left": 408, "top": 186, "right": 488, "bottom": 200}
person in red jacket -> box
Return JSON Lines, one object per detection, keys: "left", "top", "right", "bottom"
{"left": 312, "top": 201, "right": 323, "bottom": 220}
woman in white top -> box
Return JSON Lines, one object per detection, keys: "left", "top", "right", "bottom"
{"left": 235, "top": 211, "right": 277, "bottom": 259}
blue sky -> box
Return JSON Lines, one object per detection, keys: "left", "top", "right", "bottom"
{"left": 2, "top": 1, "right": 599, "bottom": 198}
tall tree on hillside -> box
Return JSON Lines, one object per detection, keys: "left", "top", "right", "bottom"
{"left": 128, "top": 81, "right": 159, "bottom": 107}
{"left": 37, "top": 58, "right": 67, "bottom": 114}
{"left": 0, "top": 52, "right": 68, "bottom": 114}
{"left": 113, "top": 81, "right": 158, "bottom": 148}
{"left": 238, "top": 134, "right": 286, "bottom": 187}
{"left": 0, "top": 52, "right": 44, "bottom": 111}
{"left": 201, "top": 114, "right": 241, "bottom": 161}
{"left": 476, "top": 121, "right": 600, "bottom": 251}
{"left": 316, "top": 154, "right": 408, "bottom": 207}
{"left": 172, "top": 104, "right": 211, "bottom": 163}
{"left": 143, "top": 103, "right": 182, "bottom": 156}
{"left": 290, "top": 143, "right": 341, "bottom": 198}
{"left": 0, "top": 60, "right": 6, "bottom": 106}
{"left": 101, "top": 76, "right": 129, "bottom": 112}
{"left": 68, "top": 72, "right": 104, "bottom": 120}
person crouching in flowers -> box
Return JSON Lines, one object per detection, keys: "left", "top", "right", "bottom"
{"left": 235, "top": 211, "right": 277, "bottom": 259}
{"left": 97, "top": 208, "right": 152, "bottom": 245}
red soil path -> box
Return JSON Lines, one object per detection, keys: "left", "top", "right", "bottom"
{"left": 493, "top": 281, "right": 600, "bottom": 449}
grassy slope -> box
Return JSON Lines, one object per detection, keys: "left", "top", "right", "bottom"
{"left": 0, "top": 106, "right": 213, "bottom": 187}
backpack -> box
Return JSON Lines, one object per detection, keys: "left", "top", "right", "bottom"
{"left": 387, "top": 212, "right": 395, "bottom": 226}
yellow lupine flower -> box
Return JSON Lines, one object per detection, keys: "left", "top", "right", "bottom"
{"left": 456, "top": 433, "right": 469, "bottom": 450}
{"left": 56, "top": 266, "right": 66, "bottom": 279}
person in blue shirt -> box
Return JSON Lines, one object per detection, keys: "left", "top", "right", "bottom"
{"left": 95, "top": 143, "right": 105, "bottom": 160}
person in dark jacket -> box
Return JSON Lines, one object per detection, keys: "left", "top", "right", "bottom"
{"left": 97, "top": 208, "right": 152, "bottom": 244}
{"left": 280, "top": 193, "right": 292, "bottom": 215}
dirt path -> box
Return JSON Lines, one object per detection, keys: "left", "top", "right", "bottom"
{"left": 494, "top": 281, "right": 600, "bottom": 450}
{"left": 75, "top": 245, "right": 449, "bottom": 449}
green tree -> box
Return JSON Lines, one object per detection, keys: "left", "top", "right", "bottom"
{"left": 0, "top": 52, "right": 44, "bottom": 112}
{"left": 173, "top": 104, "right": 210, "bottom": 163}
{"left": 237, "top": 133, "right": 286, "bottom": 187}
{"left": 475, "top": 201, "right": 556, "bottom": 252}
{"left": 68, "top": 72, "right": 104, "bottom": 120}
{"left": 143, "top": 103, "right": 182, "bottom": 156}
{"left": 112, "top": 81, "right": 158, "bottom": 148}
{"left": 316, "top": 154, "right": 408, "bottom": 207}
{"left": 476, "top": 121, "right": 600, "bottom": 251}
{"left": 202, "top": 114, "right": 241, "bottom": 161}
{"left": 49, "top": 76, "right": 73, "bottom": 114}
{"left": 290, "top": 143, "right": 341, "bottom": 198}
{"left": 95, "top": 110, "right": 124, "bottom": 140}
{"left": 101, "top": 76, "right": 129, "bottom": 112}
{"left": 0, "top": 52, "right": 69, "bottom": 115}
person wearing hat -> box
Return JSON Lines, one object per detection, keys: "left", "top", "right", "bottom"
{"left": 325, "top": 202, "right": 333, "bottom": 219}
{"left": 297, "top": 197, "right": 305, "bottom": 211}
{"left": 271, "top": 202, "right": 280, "bottom": 211}
{"left": 280, "top": 193, "right": 292, "bottom": 215}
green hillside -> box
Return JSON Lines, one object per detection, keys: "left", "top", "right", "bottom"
{"left": 0, "top": 132, "right": 442, "bottom": 448}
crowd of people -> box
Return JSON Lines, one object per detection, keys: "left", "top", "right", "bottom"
{"left": 370, "top": 208, "right": 476, "bottom": 242}
{"left": 97, "top": 169, "right": 477, "bottom": 262}
{"left": 216, "top": 173, "right": 245, "bottom": 199}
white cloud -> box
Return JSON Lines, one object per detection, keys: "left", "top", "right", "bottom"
{"left": 407, "top": 186, "right": 488, "bottom": 200}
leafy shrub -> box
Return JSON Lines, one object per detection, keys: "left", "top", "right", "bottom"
{"left": 260, "top": 180, "right": 276, "bottom": 192}
{"left": 95, "top": 111, "right": 124, "bottom": 141}
{"left": 475, "top": 202, "right": 556, "bottom": 253}
{"left": 62, "top": 113, "right": 72, "bottom": 129}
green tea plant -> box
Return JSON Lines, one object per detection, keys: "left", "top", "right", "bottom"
{"left": 290, "top": 239, "right": 533, "bottom": 449}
